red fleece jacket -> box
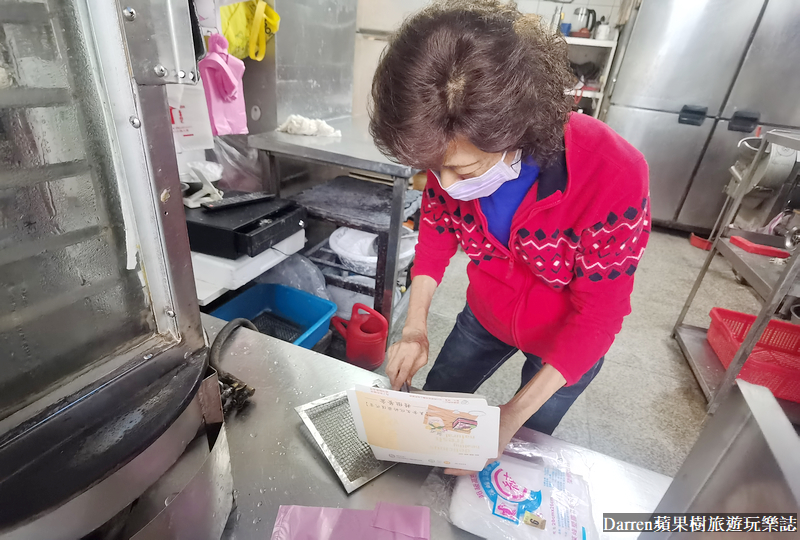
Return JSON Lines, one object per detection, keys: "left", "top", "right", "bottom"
{"left": 411, "top": 113, "right": 651, "bottom": 385}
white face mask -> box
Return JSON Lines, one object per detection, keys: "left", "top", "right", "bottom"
{"left": 433, "top": 150, "right": 522, "bottom": 201}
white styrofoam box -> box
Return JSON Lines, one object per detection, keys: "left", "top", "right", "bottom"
{"left": 191, "top": 230, "right": 306, "bottom": 290}
{"left": 195, "top": 278, "right": 228, "bottom": 306}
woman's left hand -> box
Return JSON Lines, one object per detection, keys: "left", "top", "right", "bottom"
{"left": 444, "top": 403, "right": 522, "bottom": 476}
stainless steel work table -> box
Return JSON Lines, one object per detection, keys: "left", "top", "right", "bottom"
{"left": 248, "top": 115, "right": 417, "bottom": 326}
{"left": 206, "top": 315, "right": 671, "bottom": 539}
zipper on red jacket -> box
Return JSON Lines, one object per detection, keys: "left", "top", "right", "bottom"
{"left": 472, "top": 202, "right": 512, "bottom": 259}
{"left": 470, "top": 180, "right": 564, "bottom": 256}
{"left": 468, "top": 200, "right": 518, "bottom": 278}
{"left": 467, "top": 193, "right": 565, "bottom": 347}
{"left": 470, "top": 191, "right": 565, "bottom": 280}
{"left": 506, "top": 193, "right": 563, "bottom": 347}
{"left": 510, "top": 268, "right": 529, "bottom": 348}
{"left": 508, "top": 192, "right": 563, "bottom": 243}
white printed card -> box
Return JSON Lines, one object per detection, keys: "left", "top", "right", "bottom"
{"left": 347, "top": 385, "right": 500, "bottom": 471}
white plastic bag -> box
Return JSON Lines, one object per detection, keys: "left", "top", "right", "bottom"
{"left": 328, "top": 227, "right": 418, "bottom": 277}
{"left": 422, "top": 444, "right": 598, "bottom": 540}
{"left": 213, "top": 135, "right": 263, "bottom": 193}
{"left": 167, "top": 83, "right": 214, "bottom": 152}
{"left": 256, "top": 254, "right": 332, "bottom": 301}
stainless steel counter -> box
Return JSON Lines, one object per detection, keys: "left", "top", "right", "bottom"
{"left": 204, "top": 315, "right": 671, "bottom": 539}
{"left": 248, "top": 114, "right": 416, "bottom": 179}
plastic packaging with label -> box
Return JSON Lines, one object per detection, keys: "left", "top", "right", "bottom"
{"left": 422, "top": 441, "right": 599, "bottom": 540}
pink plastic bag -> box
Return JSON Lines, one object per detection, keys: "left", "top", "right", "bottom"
{"left": 198, "top": 34, "right": 248, "bottom": 136}
{"left": 270, "top": 503, "right": 430, "bottom": 540}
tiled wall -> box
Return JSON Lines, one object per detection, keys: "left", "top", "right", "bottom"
{"left": 517, "top": 0, "right": 623, "bottom": 27}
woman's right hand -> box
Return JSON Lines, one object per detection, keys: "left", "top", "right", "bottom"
{"left": 385, "top": 326, "right": 430, "bottom": 390}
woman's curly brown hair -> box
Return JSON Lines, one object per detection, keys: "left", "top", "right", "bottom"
{"left": 369, "top": 0, "right": 572, "bottom": 170}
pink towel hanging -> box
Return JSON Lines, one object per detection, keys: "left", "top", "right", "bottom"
{"left": 198, "top": 34, "right": 248, "bottom": 136}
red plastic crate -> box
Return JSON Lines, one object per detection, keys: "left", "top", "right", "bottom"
{"left": 707, "top": 308, "right": 800, "bottom": 403}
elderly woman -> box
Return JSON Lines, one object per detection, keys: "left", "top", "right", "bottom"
{"left": 369, "top": 0, "right": 650, "bottom": 469}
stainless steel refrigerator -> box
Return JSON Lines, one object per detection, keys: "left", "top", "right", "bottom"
{"left": 605, "top": 0, "right": 800, "bottom": 230}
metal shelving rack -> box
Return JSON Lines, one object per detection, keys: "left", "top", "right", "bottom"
{"left": 674, "top": 130, "right": 800, "bottom": 425}
{"left": 249, "top": 116, "right": 421, "bottom": 330}
{"left": 565, "top": 35, "right": 618, "bottom": 119}
{"left": 290, "top": 176, "right": 418, "bottom": 328}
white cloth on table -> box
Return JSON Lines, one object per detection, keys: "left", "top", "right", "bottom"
{"left": 276, "top": 114, "right": 342, "bottom": 137}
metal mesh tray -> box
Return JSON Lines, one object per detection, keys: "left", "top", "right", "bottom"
{"left": 295, "top": 391, "right": 394, "bottom": 493}
{"left": 251, "top": 311, "right": 303, "bottom": 342}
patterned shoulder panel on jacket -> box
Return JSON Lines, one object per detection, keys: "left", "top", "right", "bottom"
{"left": 449, "top": 208, "right": 503, "bottom": 266}
{"left": 420, "top": 187, "right": 455, "bottom": 235}
{"left": 420, "top": 181, "right": 508, "bottom": 266}
{"left": 511, "top": 197, "right": 651, "bottom": 290}
{"left": 575, "top": 197, "right": 651, "bottom": 283}
{"left": 511, "top": 225, "right": 580, "bottom": 290}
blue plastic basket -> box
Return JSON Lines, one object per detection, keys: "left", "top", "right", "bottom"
{"left": 211, "top": 284, "right": 336, "bottom": 349}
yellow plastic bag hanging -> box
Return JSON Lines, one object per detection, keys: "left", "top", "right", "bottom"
{"left": 220, "top": 1, "right": 253, "bottom": 59}
{"left": 249, "top": 1, "right": 280, "bottom": 61}
{"left": 220, "top": 0, "right": 280, "bottom": 61}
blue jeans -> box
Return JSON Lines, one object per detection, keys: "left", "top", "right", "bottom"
{"left": 423, "top": 304, "right": 604, "bottom": 435}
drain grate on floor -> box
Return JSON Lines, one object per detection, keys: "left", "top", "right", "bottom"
{"left": 251, "top": 311, "right": 303, "bottom": 342}
{"left": 296, "top": 392, "right": 394, "bottom": 493}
